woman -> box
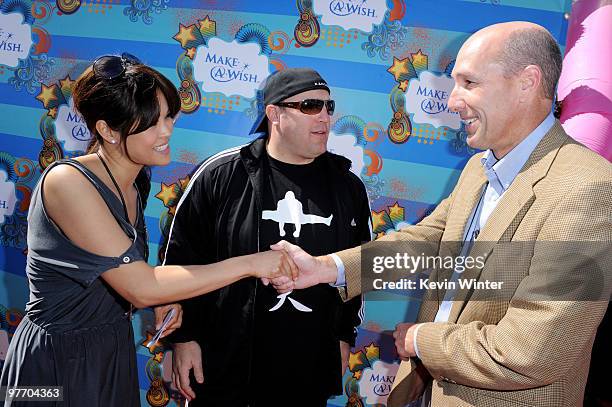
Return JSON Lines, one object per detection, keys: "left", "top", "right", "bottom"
{"left": 0, "top": 54, "right": 296, "bottom": 405}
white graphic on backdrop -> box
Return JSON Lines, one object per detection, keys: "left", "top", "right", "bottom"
{"left": 0, "top": 12, "right": 33, "bottom": 67}
{"left": 314, "top": 0, "right": 387, "bottom": 32}
{"left": 0, "top": 171, "right": 17, "bottom": 225}
{"left": 262, "top": 191, "right": 333, "bottom": 238}
{"left": 56, "top": 99, "right": 92, "bottom": 152}
{"left": 359, "top": 360, "right": 399, "bottom": 404}
{"left": 193, "top": 38, "right": 269, "bottom": 98}
{"left": 405, "top": 71, "right": 461, "bottom": 130}
{"left": 327, "top": 131, "right": 365, "bottom": 177}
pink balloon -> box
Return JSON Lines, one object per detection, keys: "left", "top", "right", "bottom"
{"left": 558, "top": 2, "right": 612, "bottom": 161}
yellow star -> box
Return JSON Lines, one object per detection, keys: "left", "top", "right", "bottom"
{"left": 388, "top": 202, "right": 404, "bottom": 223}
{"left": 168, "top": 205, "right": 176, "bottom": 216}
{"left": 348, "top": 351, "right": 365, "bottom": 372}
{"left": 155, "top": 182, "right": 178, "bottom": 207}
{"left": 198, "top": 15, "right": 216, "bottom": 37}
{"left": 371, "top": 210, "right": 387, "bottom": 231}
{"left": 186, "top": 47, "right": 197, "bottom": 59}
{"left": 154, "top": 351, "right": 164, "bottom": 363}
{"left": 387, "top": 57, "right": 409, "bottom": 82}
{"left": 178, "top": 176, "right": 190, "bottom": 191}
{"left": 410, "top": 49, "right": 428, "bottom": 71}
{"left": 398, "top": 80, "right": 409, "bottom": 92}
{"left": 47, "top": 107, "right": 58, "bottom": 118}
{"left": 364, "top": 343, "right": 380, "bottom": 361}
{"left": 353, "top": 370, "right": 363, "bottom": 380}
{"left": 36, "top": 84, "right": 58, "bottom": 108}
{"left": 59, "top": 76, "right": 74, "bottom": 92}
{"left": 174, "top": 23, "right": 197, "bottom": 48}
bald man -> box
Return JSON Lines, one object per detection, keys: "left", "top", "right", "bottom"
{"left": 271, "top": 22, "right": 612, "bottom": 407}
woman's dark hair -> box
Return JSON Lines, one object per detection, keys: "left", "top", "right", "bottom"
{"left": 72, "top": 59, "right": 181, "bottom": 208}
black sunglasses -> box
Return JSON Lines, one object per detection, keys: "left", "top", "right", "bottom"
{"left": 275, "top": 99, "right": 335, "bottom": 116}
{"left": 92, "top": 52, "right": 141, "bottom": 80}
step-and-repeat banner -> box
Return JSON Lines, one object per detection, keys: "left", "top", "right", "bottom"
{"left": 0, "top": 1, "right": 570, "bottom": 405}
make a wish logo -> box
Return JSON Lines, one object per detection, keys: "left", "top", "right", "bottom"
{"left": 0, "top": 11, "right": 33, "bottom": 67}
{"left": 0, "top": 170, "right": 17, "bottom": 225}
{"left": 193, "top": 37, "right": 269, "bottom": 98}
{"left": 55, "top": 98, "right": 92, "bottom": 152}
{"left": 314, "top": 0, "right": 386, "bottom": 32}
{"left": 405, "top": 71, "right": 460, "bottom": 130}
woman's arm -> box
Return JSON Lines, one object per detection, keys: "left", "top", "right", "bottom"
{"left": 43, "top": 164, "right": 296, "bottom": 308}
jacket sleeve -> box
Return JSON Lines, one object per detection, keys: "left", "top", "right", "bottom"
{"left": 161, "top": 166, "right": 216, "bottom": 344}
{"left": 334, "top": 177, "right": 372, "bottom": 345}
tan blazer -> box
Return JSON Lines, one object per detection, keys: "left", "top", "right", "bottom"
{"left": 336, "top": 121, "right": 612, "bottom": 407}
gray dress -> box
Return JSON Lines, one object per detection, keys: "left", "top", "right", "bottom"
{"left": 0, "top": 159, "right": 147, "bottom": 406}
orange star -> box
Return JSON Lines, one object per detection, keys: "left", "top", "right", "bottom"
{"left": 47, "top": 107, "right": 58, "bottom": 118}
{"left": 348, "top": 351, "right": 365, "bottom": 371}
{"left": 371, "top": 210, "right": 387, "bottom": 231}
{"left": 155, "top": 182, "right": 178, "bottom": 207}
{"left": 36, "top": 84, "right": 58, "bottom": 108}
{"left": 142, "top": 332, "right": 158, "bottom": 353}
{"left": 174, "top": 23, "right": 197, "bottom": 48}
{"left": 353, "top": 370, "right": 363, "bottom": 380}
{"left": 186, "top": 47, "right": 197, "bottom": 59}
{"left": 178, "top": 176, "right": 190, "bottom": 191}
{"left": 387, "top": 57, "right": 409, "bottom": 81}
{"left": 398, "top": 80, "right": 409, "bottom": 92}
{"left": 168, "top": 205, "right": 176, "bottom": 216}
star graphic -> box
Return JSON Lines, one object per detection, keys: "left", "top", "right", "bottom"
{"left": 353, "top": 370, "right": 363, "bottom": 380}
{"left": 141, "top": 332, "right": 158, "bottom": 353}
{"left": 154, "top": 351, "right": 164, "bottom": 363}
{"left": 155, "top": 182, "right": 178, "bottom": 207}
{"left": 173, "top": 23, "right": 197, "bottom": 48}
{"left": 168, "top": 205, "right": 176, "bottom": 216}
{"left": 198, "top": 15, "right": 217, "bottom": 37}
{"left": 348, "top": 351, "right": 365, "bottom": 371}
{"left": 387, "top": 57, "right": 409, "bottom": 82}
{"left": 59, "top": 76, "right": 75, "bottom": 92}
{"left": 364, "top": 342, "right": 380, "bottom": 361}
{"left": 398, "top": 80, "right": 409, "bottom": 92}
{"left": 47, "top": 107, "right": 58, "bottom": 118}
{"left": 388, "top": 202, "right": 404, "bottom": 223}
{"left": 186, "top": 47, "right": 196, "bottom": 59}
{"left": 371, "top": 210, "right": 387, "bottom": 231}
{"left": 410, "top": 49, "right": 428, "bottom": 71}
{"left": 178, "top": 176, "right": 190, "bottom": 191}
{"left": 36, "top": 84, "right": 58, "bottom": 108}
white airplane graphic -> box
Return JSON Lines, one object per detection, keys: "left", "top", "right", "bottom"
{"left": 262, "top": 191, "right": 333, "bottom": 238}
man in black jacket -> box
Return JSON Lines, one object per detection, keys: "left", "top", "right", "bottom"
{"left": 157, "top": 68, "right": 372, "bottom": 406}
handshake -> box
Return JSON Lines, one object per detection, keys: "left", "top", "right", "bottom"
{"left": 261, "top": 240, "right": 339, "bottom": 293}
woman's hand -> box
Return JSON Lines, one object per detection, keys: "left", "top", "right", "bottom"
{"left": 249, "top": 250, "right": 299, "bottom": 282}
{"left": 153, "top": 303, "right": 183, "bottom": 338}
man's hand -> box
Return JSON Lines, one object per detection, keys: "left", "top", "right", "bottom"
{"left": 340, "top": 340, "right": 351, "bottom": 376}
{"left": 393, "top": 323, "right": 419, "bottom": 360}
{"left": 153, "top": 304, "right": 183, "bottom": 338}
{"left": 267, "top": 240, "right": 338, "bottom": 292}
{"left": 172, "top": 341, "right": 204, "bottom": 401}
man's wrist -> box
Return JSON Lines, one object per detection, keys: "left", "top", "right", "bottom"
{"left": 316, "top": 255, "right": 339, "bottom": 284}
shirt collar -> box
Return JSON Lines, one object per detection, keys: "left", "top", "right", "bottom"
{"left": 480, "top": 111, "right": 555, "bottom": 193}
